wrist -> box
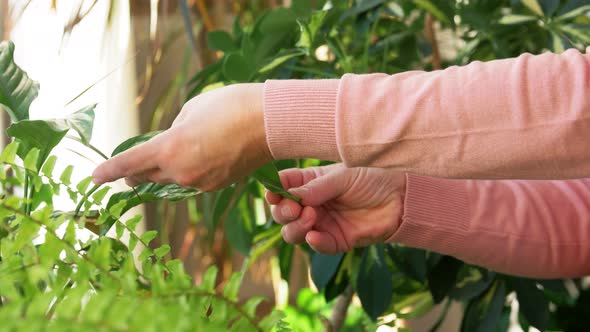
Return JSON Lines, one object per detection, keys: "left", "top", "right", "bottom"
{"left": 263, "top": 79, "right": 341, "bottom": 161}
{"left": 236, "top": 83, "right": 273, "bottom": 164}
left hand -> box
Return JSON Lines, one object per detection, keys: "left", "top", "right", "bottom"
{"left": 266, "top": 164, "right": 406, "bottom": 254}
{"left": 92, "top": 83, "right": 271, "bottom": 191}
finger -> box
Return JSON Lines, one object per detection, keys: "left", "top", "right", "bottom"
{"left": 281, "top": 207, "right": 316, "bottom": 244}
{"left": 125, "top": 169, "right": 174, "bottom": 187}
{"left": 278, "top": 167, "right": 320, "bottom": 190}
{"left": 265, "top": 189, "right": 283, "bottom": 205}
{"left": 271, "top": 199, "right": 303, "bottom": 224}
{"left": 93, "top": 137, "right": 163, "bottom": 184}
{"left": 287, "top": 171, "right": 348, "bottom": 206}
{"left": 306, "top": 230, "right": 340, "bottom": 255}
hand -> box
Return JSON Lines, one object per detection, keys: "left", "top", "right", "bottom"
{"left": 92, "top": 84, "right": 271, "bottom": 191}
{"left": 266, "top": 164, "right": 406, "bottom": 254}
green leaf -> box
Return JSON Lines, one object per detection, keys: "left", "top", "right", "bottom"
{"left": 56, "top": 104, "right": 96, "bottom": 145}
{"left": 223, "top": 272, "right": 243, "bottom": 301}
{"left": 551, "top": 31, "right": 565, "bottom": 53}
{"left": 91, "top": 186, "right": 110, "bottom": 204}
{"left": 7, "top": 120, "right": 69, "bottom": 170}
{"left": 41, "top": 155, "right": 57, "bottom": 176}
{"left": 291, "top": 0, "right": 312, "bottom": 18}
{"left": 557, "top": 4, "right": 590, "bottom": 21}
{"left": 207, "top": 30, "right": 237, "bottom": 53}
{"left": 201, "top": 265, "right": 218, "bottom": 291}
{"left": 386, "top": 245, "right": 427, "bottom": 282}
{"left": 76, "top": 176, "right": 94, "bottom": 195}
{"left": 222, "top": 52, "right": 254, "bottom": 82}
{"left": 449, "top": 267, "right": 496, "bottom": 301}
{"left": 60, "top": 165, "right": 74, "bottom": 185}
{"left": 297, "top": 10, "right": 328, "bottom": 49}
{"left": 125, "top": 215, "right": 142, "bottom": 232}
{"left": 414, "top": 0, "right": 451, "bottom": 25}
{"left": 521, "top": 0, "right": 544, "bottom": 16}
{"left": 311, "top": 252, "right": 343, "bottom": 290}
{"left": 23, "top": 148, "right": 40, "bottom": 172}
{"left": 258, "top": 49, "right": 305, "bottom": 73}
{"left": 243, "top": 296, "right": 265, "bottom": 317}
{"left": 498, "top": 15, "right": 537, "bottom": 24}
{"left": 111, "top": 131, "right": 162, "bottom": 157}
{"left": 210, "top": 185, "right": 237, "bottom": 232}
{"left": 140, "top": 230, "right": 158, "bottom": 245}
{"left": 259, "top": 310, "right": 288, "bottom": 332}
{"left": 100, "top": 183, "right": 198, "bottom": 235}
{"left": 154, "top": 244, "right": 171, "bottom": 258}
{"left": 225, "top": 194, "right": 255, "bottom": 255}
{"left": 324, "top": 267, "right": 349, "bottom": 302}
{"left": 509, "top": 278, "right": 549, "bottom": 330}
{"left": 0, "top": 141, "right": 19, "bottom": 163}
{"left": 0, "top": 41, "right": 39, "bottom": 122}
{"left": 461, "top": 280, "right": 506, "bottom": 332}
{"left": 356, "top": 245, "right": 393, "bottom": 320}
{"left": 427, "top": 255, "right": 463, "bottom": 303}
{"left": 252, "top": 163, "right": 299, "bottom": 202}
{"left": 278, "top": 241, "right": 295, "bottom": 281}
{"left": 31, "top": 183, "right": 53, "bottom": 209}
{"left": 7, "top": 106, "right": 96, "bottom": 168}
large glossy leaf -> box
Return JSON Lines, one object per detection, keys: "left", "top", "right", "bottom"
{"left": 386, "top": 244, "right": 428, "bottom": 282}
{"left": 222, "top": 52, "right": 255, "bottom": 82}
{"left": 448, "top": 267, "right": 496, "bottom": 301}
{"left": 207, "top": 31, "right": 237, "bottom": 53}
{"left": 509, "top": 278, "right": 549, "bottom": 330}
{"left": 251, "top": 163, "right": 299, "bottom": 202}
{"left": 0, "top": 41, "right": 39, "bottom": 122}
{"left": 356, "top": 245, "right": 394, "bottom": 320}
{"left": 7, "top": 105, "right": 96, "bottom": 169}
{"left": 209, "top": 185, "right": 237, "bottom": 232}
{"left": 7, "top": 120, "right": 68, "bottom": 169}
{"left": 100, "top": 182, "right": 199, "bottom": 235}
{"left": 427, "top": 255, "right": 463, "bottom": 303}
{"left": 278, "top": 241, "right": 295, "bottom": 281}
{"left": 225, "top": 193, "right": 255, "bottom": 255}
{"left": 111, "top": 131, "right": 162, "bottom": 157}
{"left": 461, "top": 280, "right": 506, "bottom": 332}
{"left": 55, "top": 104, "right": 96, "bottom": 145}
{"left": 310, "top": 252, "right": 343, "bottom": 290}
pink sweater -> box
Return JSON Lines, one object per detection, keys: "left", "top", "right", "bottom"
{"left": 263, "top": 48, "right": 590, "bottom": 278}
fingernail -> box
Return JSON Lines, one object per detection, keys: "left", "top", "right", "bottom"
{"left": 281, "top": 205, "right": 294, "bottom": 218}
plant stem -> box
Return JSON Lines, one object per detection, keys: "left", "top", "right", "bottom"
{"left": 330, "top": 284, "right": 354, "bottom": 332}
{"left": 425, "top": 13, "right": 442, "bottom": 70}
{"left": 66, "top": 135, "right": 109, "bottom": 160}
{"left": 74, "top": 184, "right": 100, "bottom": 217}
{"left": 23, "top": 174, "right": 31, "bottom": 215}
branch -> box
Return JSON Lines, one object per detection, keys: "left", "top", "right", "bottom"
{"left": 330, "top": 284, "right": 354, "bottom": 332}
{"left": 425, "top": 14, "right": 442, "bottom": 70}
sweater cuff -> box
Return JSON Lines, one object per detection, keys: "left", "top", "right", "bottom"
{"left": 389, "top": 174, "right": 471, "bottom": 256}
{"left": 263, "top": 79, "right": 341, "bottom": 161}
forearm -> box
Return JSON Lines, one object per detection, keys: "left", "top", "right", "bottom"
{"left": 264, "top": 48, "right": 590, "bottom": 179}
{"left": 391, "top": 175, "right": 590, "bottom": 278}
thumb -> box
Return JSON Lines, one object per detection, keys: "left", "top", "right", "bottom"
{"left": 287, "top": 171, "right": 348, "bottom": 206}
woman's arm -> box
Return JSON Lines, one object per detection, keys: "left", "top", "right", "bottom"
{"left": 394, "top": 175, "right": 590, "bottom": 278}
{"left": 264, "top": 48, "right": 590, "bottom": 179}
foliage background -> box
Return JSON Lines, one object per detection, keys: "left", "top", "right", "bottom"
{"left": 1, "top": 0, "right": 590, "bottom": 331}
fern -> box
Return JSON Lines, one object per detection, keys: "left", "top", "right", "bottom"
{"left": 0, "top": 157, "right": 289, "bottom": 332}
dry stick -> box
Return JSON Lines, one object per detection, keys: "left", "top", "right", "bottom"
{"left": 330, "top": 284, "right": 355, "bottom": 332}
{"left": 425, "top": 14, "right": 442, "bottom": 70}
{"left": 195, "top": 0, "right": 215, "bottom": 32}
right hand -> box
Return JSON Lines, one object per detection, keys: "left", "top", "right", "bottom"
{"left": 265, "top": 164, "right": 406, "bottom": 254}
